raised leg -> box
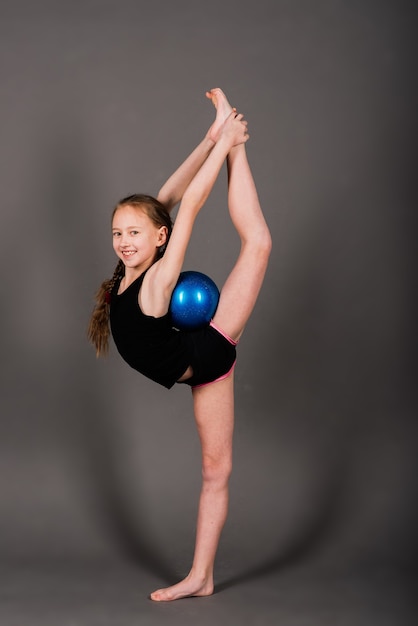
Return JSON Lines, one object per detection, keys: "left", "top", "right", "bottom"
{"left": 213, "top": 144, "right": 272, "bottom": 342}
{"left": 150, "top": 374, "right": 234, "bottom": 601}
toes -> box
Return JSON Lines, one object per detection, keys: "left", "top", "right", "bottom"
{"left": 150, "top": 590, "right": 162, "bottom": 600}
{"left": 150, "top": 589, "right": 173, "bottom": 602}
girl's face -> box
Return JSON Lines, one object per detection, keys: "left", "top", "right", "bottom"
{"left": 112, "top": 205, "right": 167, "bottom": 272}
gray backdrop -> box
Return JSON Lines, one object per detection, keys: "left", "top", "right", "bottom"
{"left": 0, "top": 0, "right": 416, "bottom": 624}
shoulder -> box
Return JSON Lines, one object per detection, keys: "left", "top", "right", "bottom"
{"left": 140, "top": 260, "right": 175, "bottom": 317}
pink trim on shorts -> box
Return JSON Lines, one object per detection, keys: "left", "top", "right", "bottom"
{"left": 191, "top": 320, "right": 238, "bottom": 390}
{"left": 209, "top": 320, "right": 238, "bottom": 346}
{"left": 191, "top": 360, "right": 236, "bottom": 390}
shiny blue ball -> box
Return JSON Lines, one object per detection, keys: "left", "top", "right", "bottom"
{"left": 170, "top": 271, "right": 220, "bottom": 331}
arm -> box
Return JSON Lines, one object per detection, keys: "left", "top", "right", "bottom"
{"left": 157, "top": 113, "right": 249, "bottom": 289}
{"left": 157, "top": 136, "right": 215, "bottom": 212}
{"left": 157, "top": 86, "right": 234, "bottom": 211}
{"left": 141, "top": 112, "right": 248, "bottom": 317}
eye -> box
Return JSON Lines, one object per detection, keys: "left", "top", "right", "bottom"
{"left": 112, "top": 231, "right": 121, "bottom": 237}
{"left": 130, "top": 230, "right": 139, "bottom": 235}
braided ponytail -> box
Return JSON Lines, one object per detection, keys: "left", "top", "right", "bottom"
{"left": 88, "top": 259, "right": 125, "bottom": 357}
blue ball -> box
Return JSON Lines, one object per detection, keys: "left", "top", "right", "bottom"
{"left": 170, "top": 271, "right": 220, "bottom": 331}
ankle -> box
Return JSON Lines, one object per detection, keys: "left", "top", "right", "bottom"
{"left": 188, "top": 567, "right": 213, "bottom": 586}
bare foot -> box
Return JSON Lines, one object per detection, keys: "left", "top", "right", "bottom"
{"left": 150, "top": 573, "right": 214, "bottom": 602}
{"left": 206, "top": 87, "right": 234, "bottom": 143}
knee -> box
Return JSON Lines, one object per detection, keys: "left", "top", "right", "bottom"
{"left": 260, "top": 228, "right": 272, "bottom": 259}
{"left": 201, "top": 455, "right": 232, "bottom": 487}
{"left": 261, "top": 220, "right": 272, "bottom": 251}
{"left": 247, "top": 226, "right": 272, "bottom": 259}
{"left": 250, "top": 228, "right": 272, "bottom": 267}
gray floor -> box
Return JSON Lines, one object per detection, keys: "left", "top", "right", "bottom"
{"left": 1, "top": 557, "right": 416, "bottom": 626}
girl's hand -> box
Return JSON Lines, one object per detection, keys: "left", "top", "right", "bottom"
{"left": 219, "top": 110, "right": 249, "bottom": 147}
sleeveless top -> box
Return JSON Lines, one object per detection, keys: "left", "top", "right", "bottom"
{"left": 109, "top": 272, "right": 191, "bottom": 389}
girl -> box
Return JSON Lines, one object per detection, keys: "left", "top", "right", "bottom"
{"left": 88, "top": 88, "right": 271, "bottom": 601}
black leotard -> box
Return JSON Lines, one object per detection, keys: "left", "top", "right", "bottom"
{"left": 110, "top": 272, "right": 236, "bottom": 389}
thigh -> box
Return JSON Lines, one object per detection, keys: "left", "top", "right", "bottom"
{"left": 192, "top": 373, "right": 234, "bottom": 465}
{"left": 213, "top": 246, "right": 269, "bottom": 342}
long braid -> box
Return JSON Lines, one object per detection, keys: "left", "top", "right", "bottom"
{"left": 87, "top": 259, "right": 125, "bottom": 357}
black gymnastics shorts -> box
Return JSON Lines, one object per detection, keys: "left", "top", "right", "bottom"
{"left": 179, "top": 320, "right": 237, "bottom": 389}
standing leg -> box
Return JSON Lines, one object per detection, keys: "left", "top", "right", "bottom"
{"left": 150, "top": 374, "right": 234, "bottom": 601}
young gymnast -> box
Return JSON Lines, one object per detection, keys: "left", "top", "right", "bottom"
{"left": 88, "top": 88, "right": 271, "bottom": 601}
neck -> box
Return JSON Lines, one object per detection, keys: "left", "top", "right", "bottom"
{"left": 122, "top": 262, "right": 153, "bottom": 289}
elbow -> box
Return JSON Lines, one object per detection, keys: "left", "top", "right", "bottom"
{"left": 181, "top": 188, "right": 206, "bottom": 214}
{"left": 157, "top": 192, "right": 176, "bottom": 213}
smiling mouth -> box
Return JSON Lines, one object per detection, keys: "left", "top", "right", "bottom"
{"left": 122, "top": 250, "right": 136, "bottom": 256}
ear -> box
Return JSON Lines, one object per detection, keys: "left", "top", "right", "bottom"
{"left": 156, "top": 225, "right": 168, "bottom": 248}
